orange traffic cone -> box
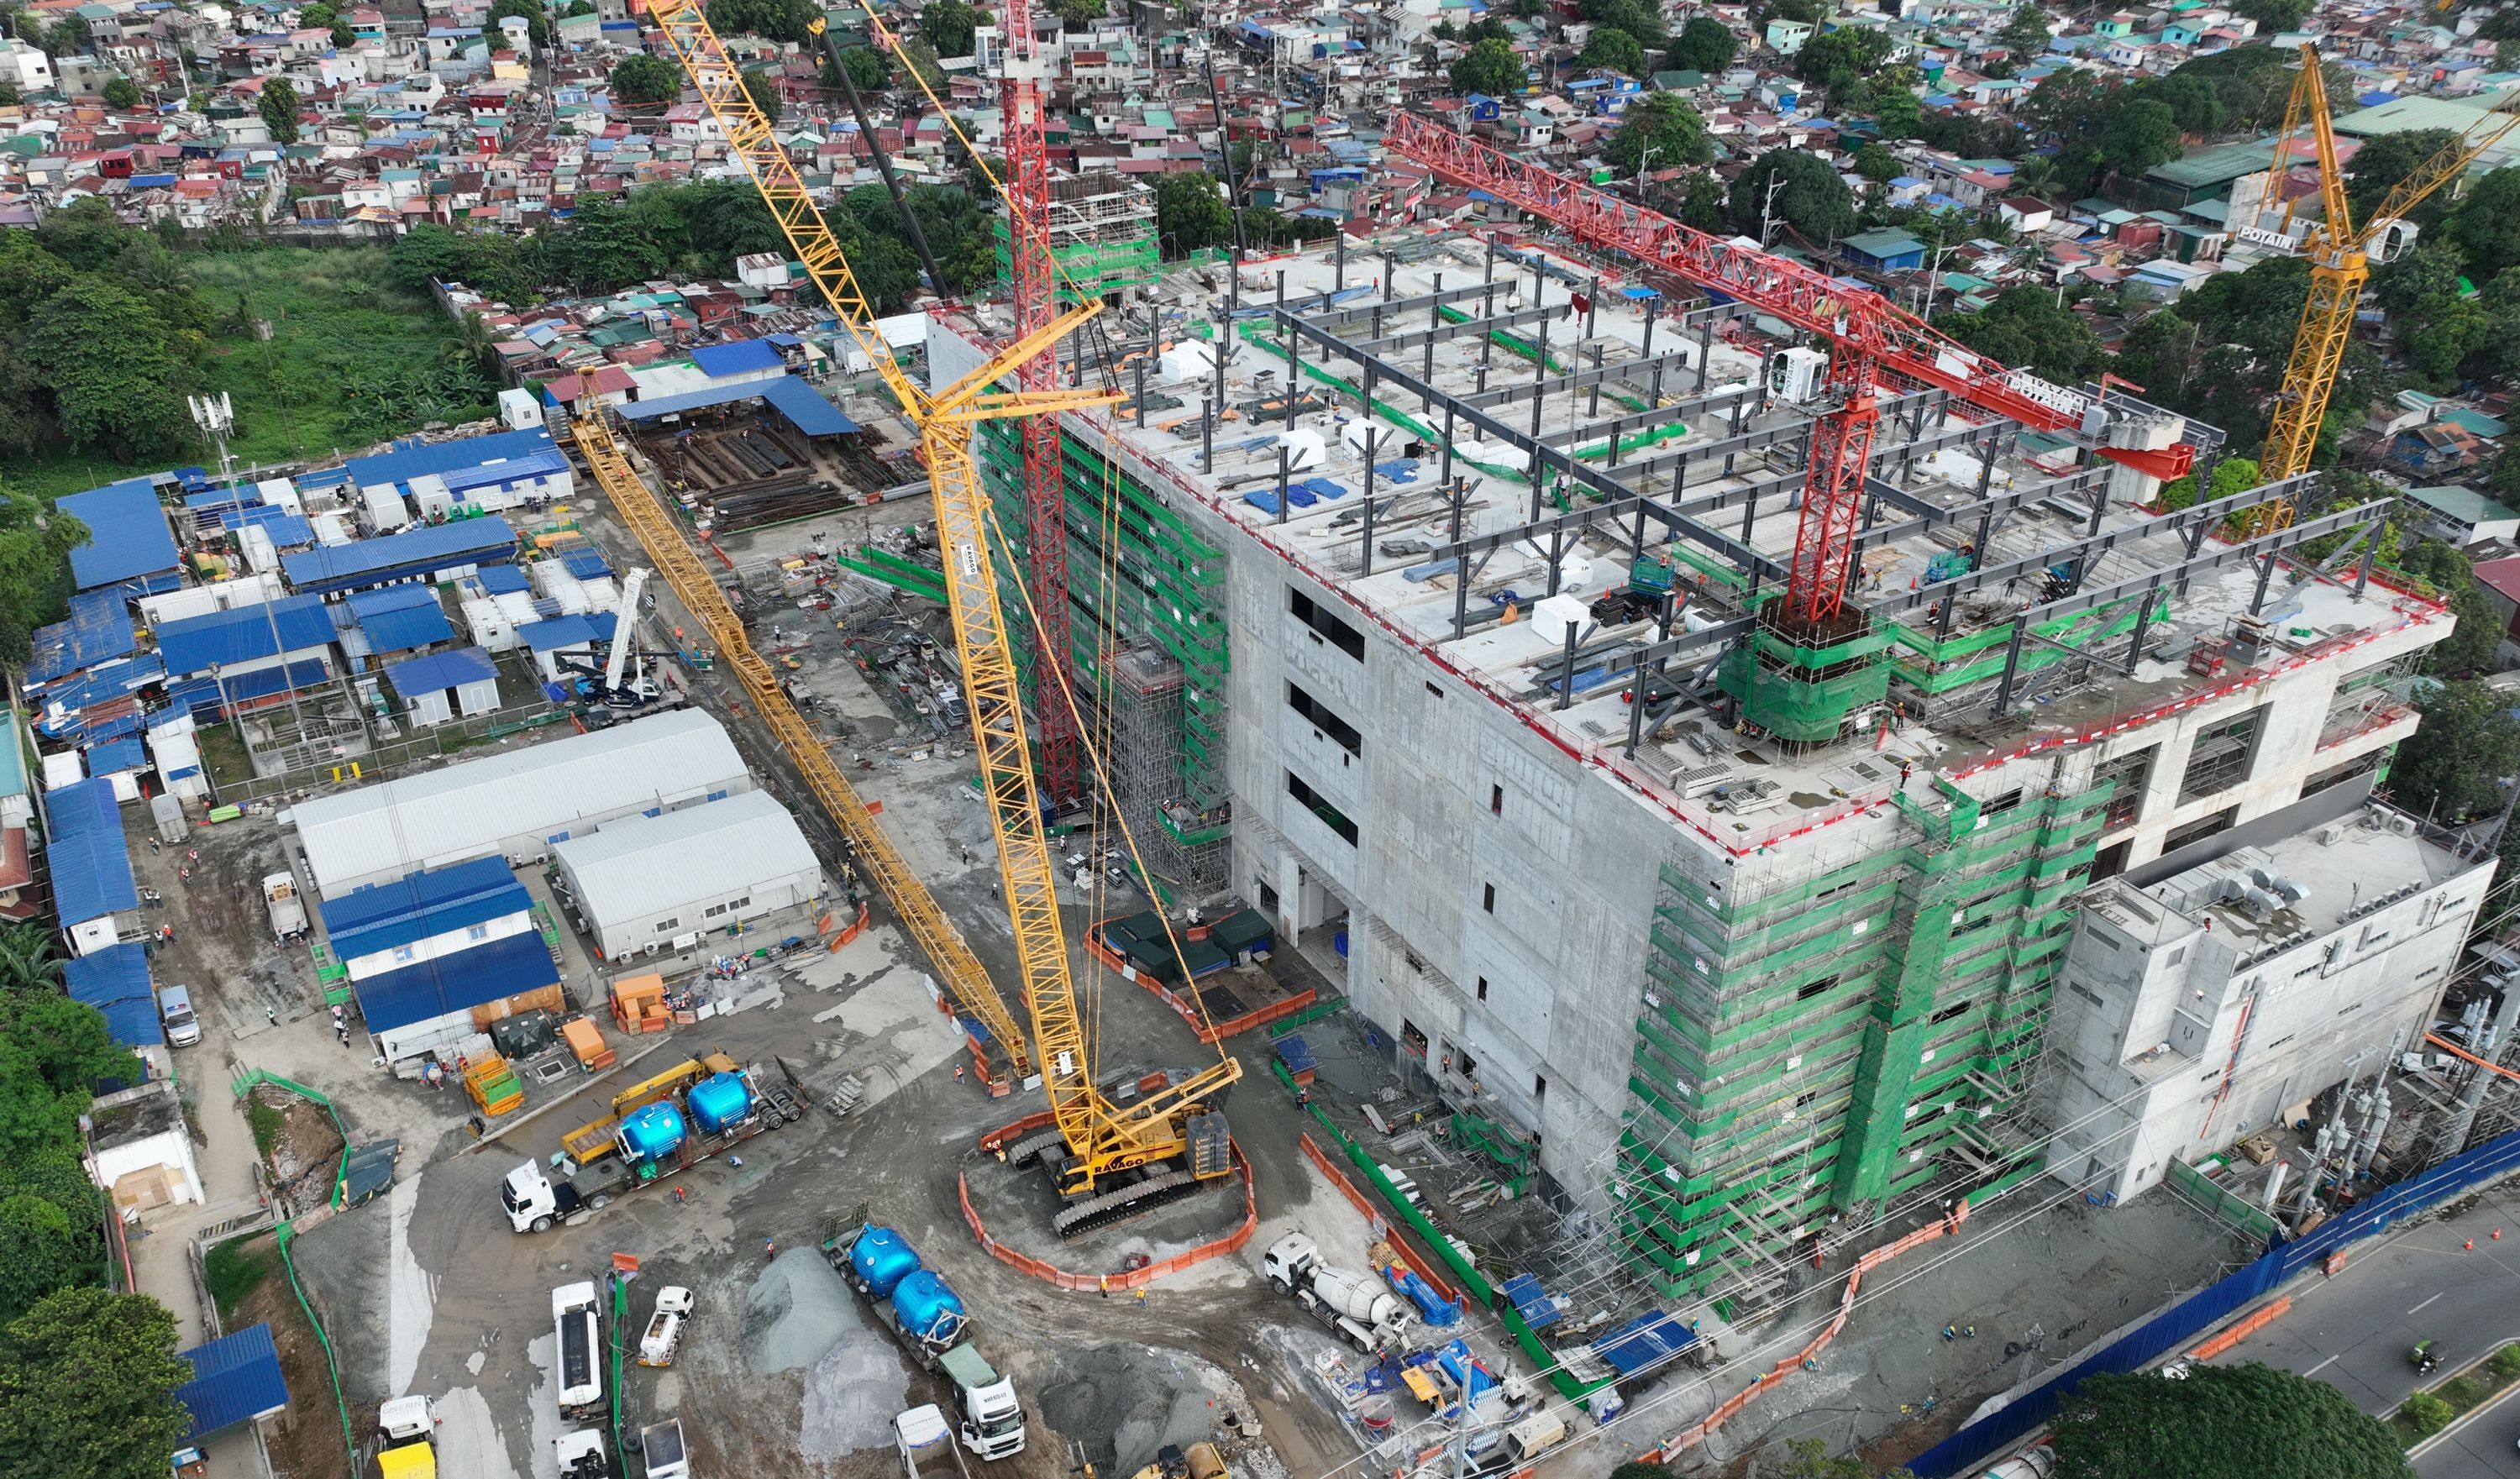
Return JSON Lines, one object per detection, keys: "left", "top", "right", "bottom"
{"left": 2465, "top": 1239, "right": 2476, "bottom": 1251}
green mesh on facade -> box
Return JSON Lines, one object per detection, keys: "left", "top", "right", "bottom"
{"left": 1615, "top": 779, "right": 2110, "bottom": 1297}
{"left": 992, "top": 217, "right": 1160, "bottom": 304}
{"left": 1885, "top": 591, "right": 2165, "bottom": 696}
{"left": 1718, "top": 623, "right": 1894, "bottom": 744}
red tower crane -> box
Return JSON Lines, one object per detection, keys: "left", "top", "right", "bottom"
{"left": 1381, "top": 114, "right": 2197, "bottom": 633}
{"left": 1001, "top": 0, "right": 1083, "bottom": 806}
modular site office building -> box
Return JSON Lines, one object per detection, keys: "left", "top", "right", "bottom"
{"left": 931, "top": 227, "right": 2445, "bottom": 1303}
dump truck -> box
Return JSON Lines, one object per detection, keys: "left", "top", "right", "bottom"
{"left": 375, "top": 1395, "right": 437, "bottom": 1479}
{"left": 553, "top": 1282, "right": 604, "bottom": 1421}
{"left": 896, "top": 1405, "right": 970, "bottom": 1479}
{"left": 638, "top": 1418, "right": 692, "bottom": 1479}
{"left": 499, "top": 1052, "right": 802, "bottom": 1232}
{"left": 1261, "top": 1232, "right": 1412, "bottom": 1352}
{"left": 639, "top": 1286, "right": 693, "bottom": 1367}
{"left": 828, "top": 1220, "right": 1027, "bottom": 1461}
{"left": 554, "top": 1429, "right": 610, "bottom": 1479}
{"left": 263, "top": 872, "right": 308, "bottom": 941}
{"left": 1126, "top": 1443, "right": 1229, "bottom": 1479}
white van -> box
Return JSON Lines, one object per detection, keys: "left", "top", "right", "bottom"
{"left": 158, "top": 986, "right": 202, "bottom": 1047}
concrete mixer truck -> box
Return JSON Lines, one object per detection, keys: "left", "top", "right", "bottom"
{"left": 1262, "top": 1232, "right": 1413, "bottom": 1353}
{"left": 827, "top": 1219, "right": 1028, "bottom": 1461}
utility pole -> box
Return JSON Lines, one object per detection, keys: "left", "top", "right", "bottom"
{"left": 1759, "top": 171, "right": 1788, "bottom": 247}
{"left": 192, "top": 391, "right": 314, "bottom": 761}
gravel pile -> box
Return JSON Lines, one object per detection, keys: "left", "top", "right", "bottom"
{"left": 1040, "top": 1343, "right": 1239, "bottom": 1479}
{"left": 743, "top": 1246, "right": 859, "bottom": 1375}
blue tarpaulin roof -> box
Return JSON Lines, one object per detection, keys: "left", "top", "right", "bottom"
{"left": 353, "top": 931, "right": 559, "bottom": 1034}
{"left": 475, "top": 564, "right": 529, "bottom": 595}
{"left": 1499, "top": 1272, "right": 1567, "bottom": 1331}
{"left": 84, "top": 737, "right": 144, "bottom": 774}
{"left": 224, "top": 502, "right": 315, "bottom": 546}
{"left": 347, "top": 585, "right": 454, "bottom": 654}
{"left": 338, "top": 427, "right": 559, "bottom": 492}
{"left": 155, "top": 595, "right": 334, "bottom": 676}
{"left": 165, "top": 657, "right": 332, "bottom": 717}
{"left": 64, "top": 941, "right": 158, "bottom": 1050}
{"left": 518, "top": 614, "right": 597, "bottom": 652}
{"left": 689, "top": 338, "right": 783, "bottom": 376}
{"left": 1594, "top": 1310, "right": 1698, "bottom": 1377}
{"left": 46, "top": 777, "right": 137, "bottom": 922}
{"left": 60, "top": 477, "right": 182, "bottom": 591}
{"left": 28, "top": 591, "right": 139, "bottom": 684}
{"left": 322, "top": 855, "right": 528, "bottom": 962}
{"left": 384, "top": 645, "right": 497, "bottom": 698}
{"left": 175, "top": 1324, "right": 289, "bottom": 1443}
{"left": 560, "top": 548, "right": 611, "bottom": 580}
{"left": 617, "top": 373, "right": 862, "bottom": 437}
{"left": 281, "top": 517, "right": 517, "bottom": 595}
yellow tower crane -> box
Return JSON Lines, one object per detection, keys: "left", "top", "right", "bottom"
{"left": 613, "top": 0, "right": 1242, "bottom": 1235}
{"left": 2255, "top": 44, "right": 2520, "bottom": 518}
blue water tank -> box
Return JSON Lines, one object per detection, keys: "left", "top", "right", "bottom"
{"left": 618, "top": 1101, "right": 687, "bottom": 1163}
{"left": 849, "top": 1227, "right": 922, "bottom": 1298}
{"left": 685, "top": 1072, "right": 753, "bottom": 1136}
{"left": 891, "top": 1270, "right": 968, "bottom": 1346}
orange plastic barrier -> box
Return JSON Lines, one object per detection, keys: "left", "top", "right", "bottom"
{"left": 1083, "top": 931, "right": 1316, "bottom": 1043}
{"left": 1659, "top": 1199, "right": 1973, "bottom": 1456}
{"left": 962, "top": 1115, "right": 1257, "bottom": 1292}
{"left": 1297, "top": 1131, "right": 1463, "bottom": 1305}
{"left": 2188, "top": 1295, "right": 2289, "bottom": 1360}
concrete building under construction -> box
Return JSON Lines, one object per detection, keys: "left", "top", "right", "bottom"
{"left": 932, "top": 224, "right": 2444, "bottom": 1306}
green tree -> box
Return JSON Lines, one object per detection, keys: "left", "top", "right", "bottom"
{"left": 1667, "top": 15, "right": 1737, "bottom": 71}
{"left": 1578, "top": 0, "right": 1664, "bottom": 46}
{"left": 0, "top": 927, "right": 63, "bottom": 994}
{"left": 1049, "top": 0, "right": 1104, "bottom": 24}
{"left": 300, "top": 1, "right": 356, "bottom": 45}
{"left": 0, "top": 1197, "right": 94, "bottom": 1325}
{"left": 1676, "top": 171, "right": 1728, "bottom": 231}
{"left": 1607, "top": 92, "right": 1714, "bottom": 176}
{"left": 1795, "top": 26, "right": 1893, "bottom": 88}
{"left": 2395, "top": 680, "right": 2520, "bottom": 821}
{"left": 703, "top": 0, "right": 817, "bottom": 41}
{"left": 0, "top": 1287, "right": 194, "bottom": 1479}
{"left": 2344, "top": 128, "right": 2462, "bottom": 233}
{"left": 1580, "top": 26, "right": 1646, "bottom": 76}
{"left": 34, "top": 197, "right": 132, "bottom": 273}
{"left": 0, "top": 993, "right": 137, "bottom": 1101}
{"left": 257, "top": 76, "right": 300, "bottom": 143}
{"left": 485, "top": 0, "right": 548, "bottom": 45}
{"left": 1730, "top": 148, "right": 1856, "bottom": 243}
{"left": 23, "top": 279, "right": 192, "bottom": 461}
{"left": 1153, "top": 173, "right": 1231, "bottom": 257}
{"left": 1607, "top": 1466, "right": 1673, "bottom": 1479}
{"left": 1448, "top": 36, "right": 1524, "bottom": 97}
{"left": 1460, "top": 15, "right": 1513, "bottom": 44}
{"left": 0, "top": 81, "right": 18, "bottom": 107}
{"left": 739, "top": 66, "right": 781, "bottom": 123}
{"left": 2155, "top": 454, "right": 2260, "bottom": 513}
{"left": 1874, "top": 87, "right": 1922, "bottom": 139}
{"left": 830, "top": 45, "right": 888, "bottom": 92}
{"left": 0, "top": 485, "right": 87, "bottom": 666}
{"left": 1772, "top": 1436, "right": 1918, "bottom": 1478}
{"left": 609, "top": 52, "right": 682, "bottom": 106}
{"left": 1853, "top": 142, "right": 1899, "bottom": 184}
{"left": 1936, "top": 285, "right": 2107, "bottom": 385}
{"left": 2096, "top": 97, "right": 2181, "bottom": 181}
{"left": 39, "top": 12, "right": 87, "bottom": 54}
{"left": 98, "top": 76, "right": 136, "bottom": 109}
{"left": 2052, "top": 1363, "right": 2412, "bottom": 1479}
{"left": 2231, "top": 0, "right": 2315, "bottom": 29}
{"left": 2449, "top": 167, "right": 2520, "bottom": 281}
{"left": 1997, "top": 3, "right": 2050, "bottom": 55}
{"left": 921, "top": 0, "right": 978, "bottom": 56}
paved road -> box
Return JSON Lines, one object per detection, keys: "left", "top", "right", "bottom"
{"left": 2205, "top": 1183, "right": 2520, "bottom": 1476}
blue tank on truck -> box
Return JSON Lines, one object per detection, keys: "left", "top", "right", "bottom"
{"left": 848, "top": 1227, "right": 922, "bottom": 1298}
{"left": 685, "top": 1072, "right": 753, "bottom": 1136}
{"left": 618, "top": 1101, "right": 687, "bottom": 1163}
{"left": 891, "top": 1270, "right": 969, "bottom": 1349}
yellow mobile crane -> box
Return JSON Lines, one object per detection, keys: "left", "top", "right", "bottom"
{"left": 620, "top": 0, "right": 1242, "bottom": 1235}
{"left": 2255, "top": 44, "right": 2520, "bottom": 517}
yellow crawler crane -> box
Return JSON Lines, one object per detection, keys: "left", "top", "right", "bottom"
{"left": 634, "top": 0, "right": 1243, "bottom": 1236}
{"left": 2255, "top": 44, "right": 2520, "bottom": 521}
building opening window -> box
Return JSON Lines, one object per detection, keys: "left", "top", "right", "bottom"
{"left": 2301, "top": 750, "right": 2381, "bottom": 800}
{"left": 2093, "top": 747, "right": 2155, "bottom": 830}
{"left": 2179, "top": 711, "right": 2260, "bottom": 802}
{"left": 1797, "top": 974, "right": 1839, "bottom": 1002}
{"left": 2162, "top": 805, "right": 2238, "bottom": 854}
{"left": 1534, "top": 1074, "right": 1547, "bottom": 1104}
{"left": 1284, "top": 770, "right": 1357, "bottom": 845}
{"left": 1483, "top": 883, "right": 1496, "bottom": 914}
{"left": 1491, "top": 784, "right": 1504, "bottom": 815}
{"left": 655, "top": 918, "right": 679, "bottom": 933}
{"left": 1289, "top": 587, "right": 1366, "bottom": 660}
{"left": 1476, "top": 976, "right": 1489, "bottom": 1002}
{"left": 1401, "top": 1020, "right": 1427, "bottom": 1058}
{"left": 1287, "top": 681, "right": 1362, "bottom": 756}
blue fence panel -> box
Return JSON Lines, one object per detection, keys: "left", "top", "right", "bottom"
{"left": 1909, "top": 1124, "right": 2520, "bottom": 1477}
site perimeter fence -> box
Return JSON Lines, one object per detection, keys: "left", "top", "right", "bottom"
{"left": 1909, "top": 1120, "right": 2520, "bottom": 1476}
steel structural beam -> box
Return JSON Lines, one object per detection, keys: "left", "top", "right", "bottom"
{"left": 1466, "top": 349, "right": 1717, "bottom": 410}
{"left": 1352, "top": 303, "right": 1562, "bottom": 354}
{"left": 1275, "top": 307, "right": 1789, "bottom": 580}
{"left": 2003, "top": 501, "right": 2389, "bottom": 627}
{"left": 1851, "top": 468, "right": 2113, "bottom": 553}
{"left": 1866, "top": 474, "right": 2318, "bottom": 617}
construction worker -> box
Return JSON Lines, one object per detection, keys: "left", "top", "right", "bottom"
{"left": 1099, "top": 1275, "right": 1109, "bottom": 1299}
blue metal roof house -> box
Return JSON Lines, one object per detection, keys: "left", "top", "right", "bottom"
{"left": 384, "top": 646, "right": 500, "bottom": 727}
{"left": 173, "top": 1324, "right": 288, "bottom": 1450}
{"left": 65, "top": 941, "right": 160, "bottom": 1052}
{"left": 354, "top": 931, "right": 560, "bottom": 1062}
{"left": 1840, "top": 228, "right": 1928, "bottom": 273}
{"left": 344, "top": 584, "right": 455, "bottom": 656}
{"left": 58, "top": 476, "right": 183, "bottom": 596}
{"left": 320, "top": 854, "right": 534, "bottom": 974}
{"left": 46, "top": 777, "right": 137, "bottom": 946}
{"left": 281, "top": 517, "right": 520, "bottom": 597}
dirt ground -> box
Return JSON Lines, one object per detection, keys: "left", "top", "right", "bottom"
{"left": 220, "top": 1231, "right": 349, "bottom": 1479}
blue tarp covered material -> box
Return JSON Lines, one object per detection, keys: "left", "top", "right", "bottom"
{"left": 347, "top": 585, "right": 455, "bottom": 654}
{"left": 689, "top": 338, "right": 783, "bottom": 377}
{"left": 475, "top": 563, "right": 530, "bottom": 595}
{"left": 281, "top": 517, "right": 518, "bottom": 595}
{"left": 27, "top": 591, "right": 139, "bottom": 684}
{"left": 1499, "top": 1272, "right": 1568, "bottom": 1331}
{"left": 164, "top": 658, "right": 332, "bottom": 718}
{"left": 560, "top": 548, "right": 611, "bottom": 580}
{"left": 84, "top": 737, "right": 145, "bottom": 774}
{"left": 1593, "top": 1309, "right": 1698, "bottom": 1377}
{"left": 65, "top": 942, "right": 159, "bottom": 1049}
{"left": 175, "top": 1324, "right": 289, "bottom": 1443}
{"left": 384, "top": 645, "right": 496, "bottom": 700}
{"left": 1389, "top": 1265, "right": 1462, "bottom": 1326}
{"left": 155, "top": 595, "right": 334, "bottom": 677}
{"left": 321, "top": 855, "right": 528, "bottom": 962}
{"left": 224, "top": 502, "right": 315, "bottom": 546}
{"left": 46, "top": 777, "right": 137, "bottom": 922}
{"left": 60, "top": 476, "right": 182, "bottom": 592}
{"left": 353, "top": 931, "right": 559, "bottom": 1034}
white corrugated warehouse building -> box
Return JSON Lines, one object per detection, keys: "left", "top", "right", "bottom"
{"left": 552, "top": 789, "right": 827, "bottom": 962}
{"left": 282, "top": 708, "right": 753, "bottom": 898}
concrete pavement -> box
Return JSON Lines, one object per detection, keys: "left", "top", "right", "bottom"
{"left": 2204, "top": 1183, "right": 2520, "bottom": 1477}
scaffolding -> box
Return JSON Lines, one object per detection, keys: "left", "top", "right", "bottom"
{"left": 993, "top": 171, "right": 1161, "bottom": 305}
{"left": 1618, "top": 777, "right": 2110, "bottom": 1301}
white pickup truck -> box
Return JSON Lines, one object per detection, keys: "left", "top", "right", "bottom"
{"left": 263, "top": 872, "right": 308, "bottom": 941}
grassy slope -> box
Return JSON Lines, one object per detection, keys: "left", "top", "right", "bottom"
{"left": 3, "top": 245, "right": 497, "bottom": 501}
